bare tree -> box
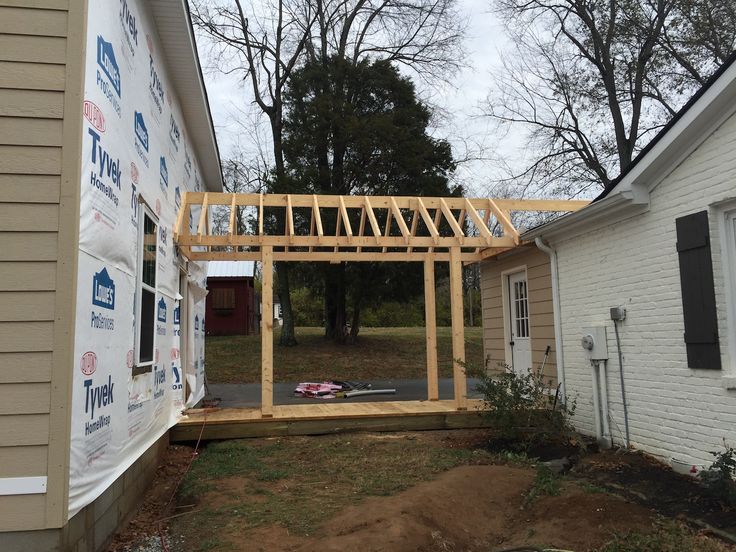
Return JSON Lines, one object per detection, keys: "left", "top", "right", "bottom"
{"left": 192, "top": 0, "right": 318, "bottom": 346}
{"left": 485, "top": 0, "right": 736, "bottom": 196}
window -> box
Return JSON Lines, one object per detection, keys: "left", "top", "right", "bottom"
{"left": 212, "top": 287, "right": 236, "bottom": 311}
{"left": 135, "top": 208, "right": 158, "bottom": 368}
{"left": 513, "top": 279, "right": 529, "bottom": 338}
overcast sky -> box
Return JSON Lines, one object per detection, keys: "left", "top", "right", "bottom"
{"left": 197, "top": 0, "right": 516, "bottom": 197}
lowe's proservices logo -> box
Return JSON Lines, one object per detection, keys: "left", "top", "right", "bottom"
{"left": 92, "top": 268, "right": 116, "bottom": 310}
{"left": 159, "top": 156, "right": 168, "bottom": 192}
{"left": 134, "top": 111, "right": 149, "bottom": 167}
{"left": 96, "top": 36, "right": 121, "bottom": 116}
{"left": 157, "top": 297, "right": 167, "bottom": 322}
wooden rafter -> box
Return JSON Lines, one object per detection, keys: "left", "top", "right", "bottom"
{"left": 173, "top": 192, "right": 589, "bottom": 263}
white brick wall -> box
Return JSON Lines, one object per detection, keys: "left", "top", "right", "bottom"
{"left": 551, "top": 111, "right": 736, "bottom": 467}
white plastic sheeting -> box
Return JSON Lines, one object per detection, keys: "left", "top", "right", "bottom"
{"left": 68, "top": 0, "right": 209, "bottom": 517}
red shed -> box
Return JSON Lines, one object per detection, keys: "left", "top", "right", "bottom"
{"left": 205, "top": 261, "right": 257, "bottom": 336}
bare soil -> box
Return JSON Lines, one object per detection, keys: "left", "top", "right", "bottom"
{"left": 218, "top": 465, "right": 654, "bottom": 552}
{"left": 109, "top": 430, "right": 736, "bottom": 552}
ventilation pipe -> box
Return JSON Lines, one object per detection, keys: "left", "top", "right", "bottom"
{"left": 534, "top": 237, "right": 566, "bottom": 401}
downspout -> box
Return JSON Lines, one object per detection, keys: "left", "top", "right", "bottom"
{"left": 534, "top": 237, "right": 566, "bottom": 401}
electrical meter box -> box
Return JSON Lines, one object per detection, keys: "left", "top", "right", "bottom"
{"left": 581, "top": 326, "right": 609, "bottom": 360}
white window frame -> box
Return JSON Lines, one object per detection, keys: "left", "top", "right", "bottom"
{"left": 134, "top": 202, "right": 159, "bottom": 369}
{"left": 719, "top": 205, "right": 736, "bottom": 377}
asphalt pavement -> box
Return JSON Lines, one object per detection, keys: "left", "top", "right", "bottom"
{"left": 206, "top": 378, "right": 483, "bottom": 408}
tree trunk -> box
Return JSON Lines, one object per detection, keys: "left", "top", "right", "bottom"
{"left": 324, "top": 263, "right": 347, "bottom": 342}
{"left": 275, "top": 261, "right": 297, "bottom": 346}
{"left": 269, "top": 113, "right": 297, "bottom": 347}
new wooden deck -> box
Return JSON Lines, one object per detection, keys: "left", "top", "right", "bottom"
{"left": 171, "top": 399, "right": 490, "bottom": 441}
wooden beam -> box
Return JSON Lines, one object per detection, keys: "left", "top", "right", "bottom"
{"left": 464, "top": 198, "right": 493, "bottom": 245}
{"left": 390, "top": 196, "right": 411, "bottom": 244}
{"left": 196, "top": 193, "right": 209, "bottom": 243}
{"left": 313, "top": 194, "right": 324, "bottom": 242}
{"left": 407, "top": 209, "right": 419, "bottom": 253}
{"left": 356, "top": 206, "right": 366, "bottom": 253}
{"left": 188, "top": 251, "right": 486, "bottom": 262}
{"left": 308, "top": 206, "right": 315, "bottom": 253}
{"left": 173, "top": 192, "right": 188, "bottom": 241}
{"left": 334, "top": 204, "right": 343, "bottom": 253}
{"left": 261, "top": 246, "right": 274, "bottom": 418}
{"left": 382, "top": 209, "right": 393, "bottom": 254}
{"left": 429, "top": 207, "right": 442, "bottom": 253}
{"left": 440, "top": 198, "right": 464, "bottom": 244}
{"left": 286, "top": 194, "right": 295, "bottom": 238}
{"left": 258, "top": 193, "right": 264, "bottom": 236}
{"left": 228, "top": 194, "right": 237, "bottom": 243}
{"left": 449, "top": 247, "right": 467, "bottom": 410}
{"left": 424, "top": 257, "right": 439, "bottom": 401}
{"left": 364, "top": 196, "right": 381, "bottom": 241}
{"left": 488, "top": 198, "right": 519, "bottom": 245}
{"left": 339, "top": 195, "right": 353, "bottom": 243}
{"left": 416, "top": 198, "right": 439, "bottom": 245}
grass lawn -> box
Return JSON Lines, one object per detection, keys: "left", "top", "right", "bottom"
{"left": 205, "top": 326, "right": 484, "bottom": 383}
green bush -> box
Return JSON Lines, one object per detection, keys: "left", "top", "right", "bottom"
{"left": 466, "top": 361, "right": 577, "bottom": 446}
{"left": 700, "top": 441, "right": 736, "bottom": 507}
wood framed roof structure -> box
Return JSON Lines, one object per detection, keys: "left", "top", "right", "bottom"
{"left": 174, "top": 192, "right": 588, "bottom": 419}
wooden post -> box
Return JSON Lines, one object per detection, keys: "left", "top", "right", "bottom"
{"left": 424, "top": 257, "right": 439, "bottom": 401}
{"left": 261, "top": 246, "right": 274, "bottom": 418}
{"left": 449, "top": 247, "right": 467, "bottom": 410}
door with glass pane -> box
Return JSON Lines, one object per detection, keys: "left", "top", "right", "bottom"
{"left": 508, "top": 271, "right": 531, "bottom": 375}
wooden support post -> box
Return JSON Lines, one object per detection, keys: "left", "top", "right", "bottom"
{"left": 449, "top": 247, "right": 467, "bottom": 410}
{"left": 261, "top": 246, "right": 274, "bottom": 418}
{"left": 424, "top": 257, "right": 439, "bottom": 401}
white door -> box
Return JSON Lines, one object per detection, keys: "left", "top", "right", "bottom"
{"left": 508, "top": 271, "right": 531, "bottom": 375}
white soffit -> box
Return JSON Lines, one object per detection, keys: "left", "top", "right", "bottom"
{"left": 207, "top": 260, "right": 256, "bottom": 278}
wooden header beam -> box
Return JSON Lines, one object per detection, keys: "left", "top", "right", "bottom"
{"left": 173, "top": 192, "right": 588, "bottom": 262}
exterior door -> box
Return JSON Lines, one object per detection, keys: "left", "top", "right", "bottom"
{"left": 508, "top": 271, "right": 531, "bottom": 374}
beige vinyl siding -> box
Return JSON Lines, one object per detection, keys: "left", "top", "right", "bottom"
{"left": 480, "top": 246, "right": 558, "bottom": 383}
{"left": 0, "top": 0, "right": 84, "bottom": 532}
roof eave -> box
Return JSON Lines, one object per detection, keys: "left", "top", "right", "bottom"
{"left": 149, "top": 0, "right": 224, "bottom": 192}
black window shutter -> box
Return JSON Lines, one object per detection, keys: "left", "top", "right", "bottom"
{"left": 675, "top": 211, "right": 721, "bottom": 369}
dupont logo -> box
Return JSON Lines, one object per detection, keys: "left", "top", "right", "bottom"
{"left": 157, "top": 297, "right": 167, "bottom": 322}
{"left": 96, "top": 36, "right": 121, "bottom": 97}
{"left": 170, "top": 348, "right": 180, "bottom": 360}
{"left": 83, "top": 101, "right": 106, "bottom": 132}
{"left": 126, "top": 349, "right": 134, "bottom": 369}
{"left": 80, "top": 351, "right": 97, "bottom": 376}
{"left": 134, "top": 111, "right": 149, "bottom": 151}
{"left": 92, "top": 267, "right": 115, "bottom": 310}
{"left": 130, "top": 161, "right": 139, "bottom": 184}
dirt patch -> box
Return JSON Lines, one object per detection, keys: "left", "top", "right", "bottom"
{"left": 572, "top": 450, "right": 736, "bottom": 531}
{"left": 214, "top": 465, "right": 653, "bottom": 552}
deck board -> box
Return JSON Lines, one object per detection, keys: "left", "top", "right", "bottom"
{"left": 171, "top": 399, "right": 490, "bottom": 441}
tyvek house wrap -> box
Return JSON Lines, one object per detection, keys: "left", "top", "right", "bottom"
{"left": 68, "top": 0, "right": 208, "bottom": 517}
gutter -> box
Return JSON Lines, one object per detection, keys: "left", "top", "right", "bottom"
{"left": 534, "top": 237, "right": 565, "bottom": 402}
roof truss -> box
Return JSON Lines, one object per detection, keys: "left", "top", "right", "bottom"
{"left": 174, "top": 192, "right": 589, "bottom": 263}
